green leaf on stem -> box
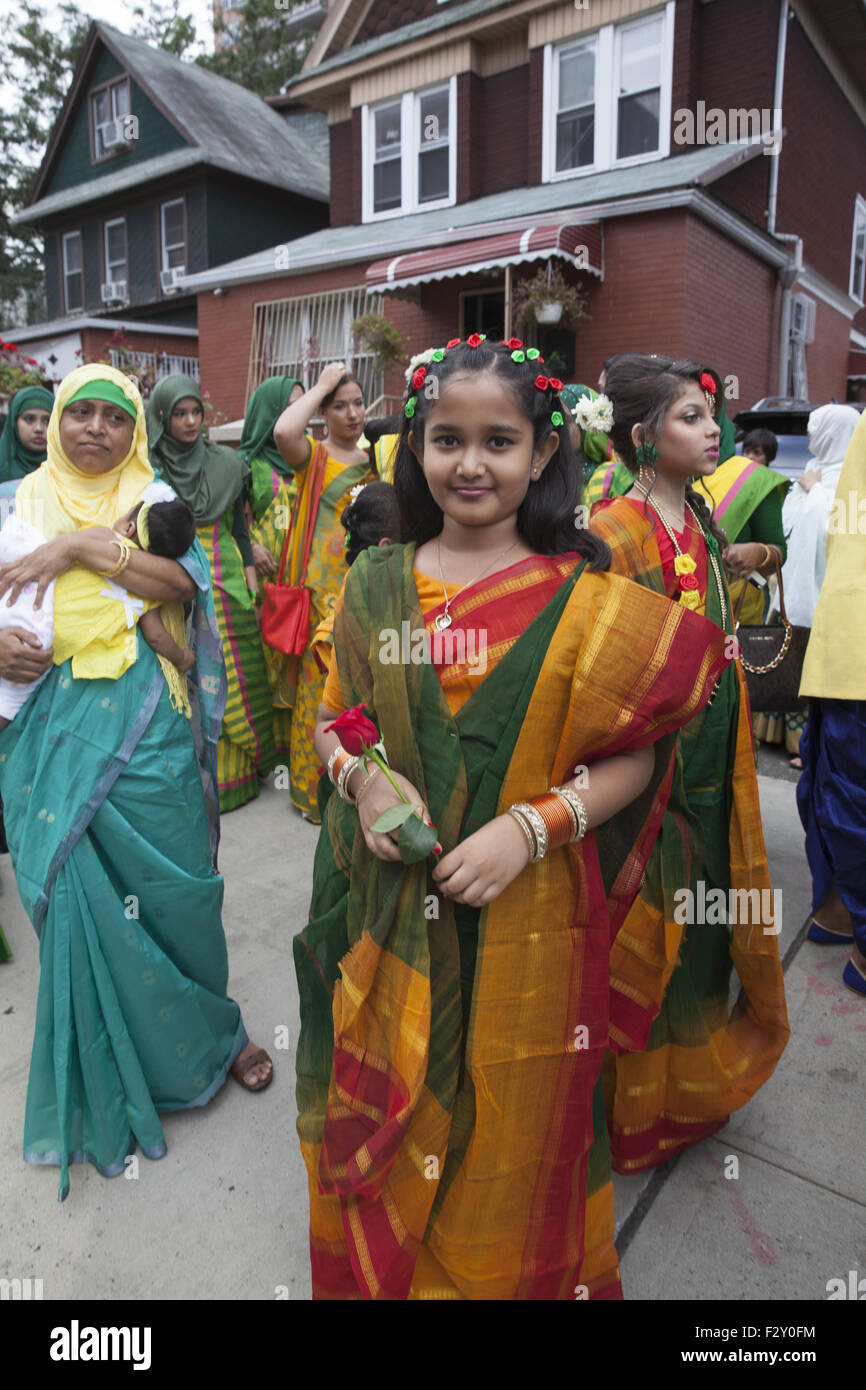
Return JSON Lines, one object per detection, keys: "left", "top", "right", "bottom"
{"left": 397, "top": 814, "right": 439, "bottom": 863}
{"left": 371, "top": 802, "right": 417, "bottom": 833}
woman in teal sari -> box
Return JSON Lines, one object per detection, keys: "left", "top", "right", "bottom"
{"left": 0, "top": 365, "right": 272, "bottom": 1201}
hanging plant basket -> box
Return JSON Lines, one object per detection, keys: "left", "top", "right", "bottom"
{"left": 512, "top": 263, "right": 589, "bottom": 332}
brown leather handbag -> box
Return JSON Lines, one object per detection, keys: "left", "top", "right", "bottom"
{"left": 734, "top": 556, "right": 809, "bottom": 713}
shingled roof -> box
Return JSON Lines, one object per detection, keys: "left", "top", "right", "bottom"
{"left": 16, "top": 21, "right": 328, "bottom": 225}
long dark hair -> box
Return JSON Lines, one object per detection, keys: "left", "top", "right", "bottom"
{"left": 604, "top": 354, "right": 728, "bottom": 550}
{"left": 392, "top": 339, "right": 609, "bottom": 567}
{"left": 341, "top": 480, "right": 400, "bottom": 566}
{"left": 321, "top": 373, "right": 363, "bottom": 412}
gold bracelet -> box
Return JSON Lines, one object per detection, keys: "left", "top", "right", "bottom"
{"left": 759, "top": 544, "right": 772, "bottom": 569}
{"left": 354, "top": 765, "right": 381, "bottom": 807}
{"left": 551, "top": 786, "right": 588, "bottom": 843}
{"left": 100, "top": 537, "right": 132, "bottom": 579}
{"left": 507, "top": 806, "right": 537, "bottom": 860}
{"left": 510, "top": 801, "right": 548, "bottom": 862}
{"left": 336, "top": 755, "right": 360, "bottom": 803}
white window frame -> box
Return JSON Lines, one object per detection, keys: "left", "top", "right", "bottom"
{"left": 542, "top": 2, "right": 674, "bottom": 184}
{"left": 103, "top": 217, "right": 127, "bottom": 285}
{"left": 850, "top": 194, "right": 866, "bottom": 305}
{"left": 62, "top": 230, "right": 84, "bottom": 314}
{"left": 361, "top": 76, "right": 457, "bottom": 223}
{"left": 160, "top": 198, "right": 186, "bottom": 274}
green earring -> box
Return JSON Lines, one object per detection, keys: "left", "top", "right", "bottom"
{"left": 635, "top": 443, "right": 658, "bottom": 468}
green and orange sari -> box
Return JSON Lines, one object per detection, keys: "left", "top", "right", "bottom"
{"left": 294, "top": 542, "right": 731, "bottom": 1299}
{"left": 590, "top": 498, "right": 789, "bottom": 1172}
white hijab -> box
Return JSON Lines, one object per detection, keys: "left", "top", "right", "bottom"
{"left": 781, "top": 404, "right": 860, "bottom": 626}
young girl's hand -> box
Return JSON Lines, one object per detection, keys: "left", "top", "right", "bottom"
{"left": 432, "top": 814, "right": 531, "bottom": 907}
{"left": 353, "top": 766, "right": 432, "bottom": 863}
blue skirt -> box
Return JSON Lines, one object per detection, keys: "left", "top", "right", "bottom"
{"left": 797, "top": 698, "right": 866, "bottom": 952}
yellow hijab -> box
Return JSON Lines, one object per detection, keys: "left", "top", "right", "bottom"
{"left": 13, "top": 365, "right": 190, "bottom": 712}
{"left": 15, "top": 363, "right": 153, "bottom": 535}
{"left": 800, "top": 409, "right": 866, "bottom": 700}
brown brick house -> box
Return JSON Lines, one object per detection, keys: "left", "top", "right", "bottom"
{"left": 181, "top": 0, "right": 866, "bottom": 421}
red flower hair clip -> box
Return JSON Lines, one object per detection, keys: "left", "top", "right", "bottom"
{"left": 534, "top": 375, "right": 549, "bottom": 391}
{"left": 446, "top": 338, "right": 461, "bottom": 349}
{"left": 412, "top": 366, "right": 427, "bottom": 389}
{"left": 548, "top": 377, "right": 564, "bottom": 392}
{"left": 700, "top": 371, "right": 717, "bottom": 395}
{"left": 466, "top": 333, "right": 484, "bottom": 348}
{"left": 504, "top": 337, "right": 523, "bottom": 350}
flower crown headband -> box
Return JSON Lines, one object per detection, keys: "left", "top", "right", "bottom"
{"left": 402, "top": 334, "right": 612, "bottom": 433}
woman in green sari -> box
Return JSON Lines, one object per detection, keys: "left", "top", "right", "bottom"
{"left": 0, "top": 364, "right": 272, "bottom": 1201}
{"left": 239, "top": 375, "right": 305, "bottom": 758}
{"left": 145, "top": 374, "right": 277, "bottom": 811}
{"left": 0, "top": 384, "right": 54, "bottom": 482}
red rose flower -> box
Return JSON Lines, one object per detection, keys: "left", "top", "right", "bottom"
{"left": 678, "top": 573, "right": 700, "bottom": 592}
{"left": 447, "top": 338, "right": 461, "bottom": 349}
{"left": 412, "top": 367, "right": 427, "bottom": 389}
{"left": 6, "top": 343, "right": 18, "bottom": 353}
{"left": 26, "top": 357, "right": 38, "bottom": 366}
{"left": 548, "top": 377, "right": 564, "bottom": 392}
{"left": 466, "top": 333, "right": 483, "bottom": 348}
{"left": 323, "top": 703, "right": 379, "bottom": 756}
{"left": 700, "top": 372, "right": 717, "bottom": 395}
{"left": 534, "top": 375, "right": 549, "bottom": 390}
{"left": 505, "top": 337, "right": 523, "bottom": 350}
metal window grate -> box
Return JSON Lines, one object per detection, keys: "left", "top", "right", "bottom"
{"left": 246, "top": 285, "right": 384, "bottom": 409}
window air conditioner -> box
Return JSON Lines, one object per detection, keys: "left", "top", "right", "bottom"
{"left": 98, "top": 118, "right": 129, "bottom": 150}
{"left": 160, "top": 267, "right": 186, "bottom": 294}
{"left": 790, "top": 294, "right": 816, "bottom": 344}
{"left": 101, "top": 281, "right": 127, "bottom": 304}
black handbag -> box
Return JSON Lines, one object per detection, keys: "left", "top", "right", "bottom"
{"left": 734, "top": 557, "right": 809, "bottom": 714}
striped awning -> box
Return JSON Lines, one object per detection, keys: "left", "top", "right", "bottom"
{"left": 365, "top": 222, "right": 603, "bottom": 294}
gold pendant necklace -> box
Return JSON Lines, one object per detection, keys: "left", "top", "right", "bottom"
{"left": 435, "top": 538, "right": 518, "bottom": 630}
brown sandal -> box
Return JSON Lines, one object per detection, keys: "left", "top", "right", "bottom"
{"left": 231, "top": 1046, "right": 274, "bottom": 1092}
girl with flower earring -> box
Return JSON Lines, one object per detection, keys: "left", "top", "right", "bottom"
{"left": 293, "top": 336, "right": 735, "bottom": 1300}
{"left": 590, "top": 356, "right": 789, "bottom": 1175}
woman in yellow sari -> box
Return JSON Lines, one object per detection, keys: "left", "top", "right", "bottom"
{"left": 273, "top": 363, "right": 376, "bottom": 821}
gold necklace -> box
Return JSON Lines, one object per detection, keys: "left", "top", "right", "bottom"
{"left": 435, "top": 538, "right": 518, "bottom": 631}
{"left": 633, "top": 479, "right": 727, "bottom": 626}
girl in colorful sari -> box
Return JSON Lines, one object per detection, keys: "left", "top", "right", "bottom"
{"left": 239, "top": 375, "right": 305, "bottom": 759}
{"left": 0, "top": 385, "right": 54, "bottom": 482}
{"left": 797, "top": 408, "right": 866, "bottom": 993}
{"left": 145, "top": 374, "right": 276, "bottom": 811}
{"left": 0, "top": 364, "right": 272, "bottom": 1201}
{"left": 294, "top": 337, "right": 734, "bottom": 1300}
{"left": 273, "top": 363, "right": 376, "bottom": 822}
{"left": 590, "top": 355, "right": 789, "bottom": 1174}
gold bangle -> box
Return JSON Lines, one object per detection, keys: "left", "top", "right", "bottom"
{"left": 551, "top": 786, "right": 588, "bottom": 843}
{"left": 510, "top": 801, "right": 548, "bottom": 861}
{"left": 336, "top": 754, "right": 360, "bottom": 803}
{"left": 100, "top": 536, "right": 132, "bottom": 579}
{"left": 759, "top": 544, "right": 772, "bottom": 569}
{"left": 507, "top": 806, "right": 536, "bottom": 860}
{"left": 354, "top": 765, "right": 381, "bottom": 807}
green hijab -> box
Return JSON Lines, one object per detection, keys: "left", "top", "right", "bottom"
{"left": 144, "top": 374, "right": 248, "bottom": 526}
{"left": 0, "top": 385, "right": 55, "bottom": 481}
{"left": 238, "top": 376, "right": 300, "bottom": 476}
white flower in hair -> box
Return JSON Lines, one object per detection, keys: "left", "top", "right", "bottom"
{"left": 574, "top": 393, "right": 614, "bottom": 434}
{"left": 348, "top": 483, "right": 367, "bottom": 502}
{"left": 141, "top": 481, "right": 177, "bottom": 504}
{"left": 404, "top": 348, "right": 435, "bottom": 385}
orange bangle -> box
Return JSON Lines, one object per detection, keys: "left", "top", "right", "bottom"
{"left": 329, "top": 747, "right": 352, "bottom": 786}
{"left": 529, "top": 792, "right": 574, "bottom": 853}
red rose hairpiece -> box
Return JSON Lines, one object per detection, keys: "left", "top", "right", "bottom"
{"left": 534, "top": 375, "right": 549, "bottom": 391}
{"left": 466, "top": 333, "right": 484, "bottom": 348}
{"left": 446, "top": 338, "right": 461, "bottom": 349}
{"left": 548, "top": 377, "right": 563, "bottom": 392}
{"left": 700, "top": 372, "right": 717, "bottom": 394}
{"left": 412, "top": 367, "right": 426, "bottom": 389}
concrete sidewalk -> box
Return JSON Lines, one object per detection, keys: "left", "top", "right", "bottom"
{"left": 0, "top": 765, "right": 862, "bottom": 1301}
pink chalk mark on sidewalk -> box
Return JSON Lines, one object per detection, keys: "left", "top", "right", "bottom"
{"left": 813, "top": 1033, "right": 833, "bottom": 1047}
{"left": 703, "top": 1152, "right": 778, "bottom": 1267}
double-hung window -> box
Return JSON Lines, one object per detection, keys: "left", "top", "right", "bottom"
{"left": 62, "top": 231, "right": 84, "bottom": 313}
{"left": 851, "top": 195, "right": 866, "bottom": 305}
{"left": 363, "top": 78, "right": 456, "bottom": 221}
{"left": 161, "top": 199, "right": 186, "bottom": 273}
{"left": 103, "top": 218, "right": 127, "bottom": 292}
{"left": 543, "top": 3, "right": 674, "bottom": 183}
{"left": 91, "top": 78, "right": 132, "bottom": 161}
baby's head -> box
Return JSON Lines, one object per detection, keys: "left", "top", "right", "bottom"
{"left": 114, "top": 496, "right": 196, "bottom": 559}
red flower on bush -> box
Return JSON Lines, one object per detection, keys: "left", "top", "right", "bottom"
{"left": 26, "top": 357, "right": 38, "bottom": 366}
{"left": 5, "top": 343, "right": 19, "bottom": 353}
{"left": 466, "top": 333, "right": 483, "bottom": 348}
{"left": 446, "top": 338, "right": 461, "bottom": 349}
{"left": 412, "top": 366, "right": 427, "bottom": 389}
{"left": 548, "top": 377, "right": 564, "bottom": 392}
{"left": 679, "top": 573, "right": 700, "bottom": 592}
{"left": 505, "top": 337, "right": 523, "bottom": 350}
{"left": 534, "top": 375, "right": 549, "bottom": 391}
{"left": 700, "top": 371, "right": 717, "bottom": 395}
{"left": 323, "top": 703, "right": 379, "bottom": 756}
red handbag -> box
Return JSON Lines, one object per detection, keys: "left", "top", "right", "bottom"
{"left": 261, "top": 449, "right": 325, "bottom": 656}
